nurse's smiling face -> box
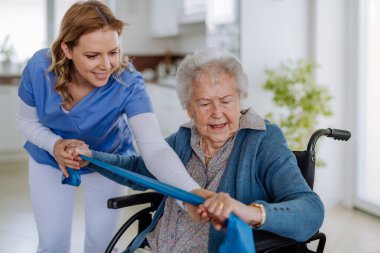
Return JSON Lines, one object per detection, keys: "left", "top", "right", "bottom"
{"left": 61, "top": 28, "right": 120, "bottom": 88}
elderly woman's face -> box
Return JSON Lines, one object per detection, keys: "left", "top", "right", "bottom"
{"left": 187, "top": 71, "right": 241, "bottom": 146}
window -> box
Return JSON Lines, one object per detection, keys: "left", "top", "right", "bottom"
{"left": 356, "top": 0, "right": 380, "bottom": 215}
{"left": 0, "top": 0, "right": 112, "bottom": 65}
{"left": 206, "top": 0, "right": 240, "bottom": 57}
{"left": 51, "top": 0, "right": 80, "bottom": 39}
{"left": 0, "top": 0, "right": 45, "bottom": 63}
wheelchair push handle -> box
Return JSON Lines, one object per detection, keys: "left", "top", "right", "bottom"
{"left": 307, "top": 128, "right": 351, "bottom": 152}
{"left": 328, "top": 128, "right": 351, "bottom": 141}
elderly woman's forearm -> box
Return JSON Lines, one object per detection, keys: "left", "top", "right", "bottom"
{"left": 89, "top": 150, "right": 152, "bottom": 191}
{"left": 257, "top": 193, "right": 324, "bottom": 241}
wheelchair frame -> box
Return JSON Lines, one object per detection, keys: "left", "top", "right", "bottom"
{"left": 105, "top": 128, "right": 351, "bottom": 253}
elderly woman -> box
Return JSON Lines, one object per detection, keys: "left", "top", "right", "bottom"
{"left": 74, "top": 48, "right": 324, "bottom": 252}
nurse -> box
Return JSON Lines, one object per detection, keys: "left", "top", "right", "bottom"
{"left": 16, "top": 1, "right": 199, "bottom": 253}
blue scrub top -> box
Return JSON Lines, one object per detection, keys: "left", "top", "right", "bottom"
{"left": 18, "top": 49, "right": 153, "bottom": 173}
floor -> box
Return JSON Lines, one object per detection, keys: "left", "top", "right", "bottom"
{"left": 1, "top": 159, "right": 380, "bottom": 253}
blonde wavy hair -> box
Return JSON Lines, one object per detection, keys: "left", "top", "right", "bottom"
{"left": 48, "top": 0, "right": 128, "bottom": 105}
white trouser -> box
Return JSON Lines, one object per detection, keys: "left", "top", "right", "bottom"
{"left": 28, "top": 156, "right": 126, "bottom": 253}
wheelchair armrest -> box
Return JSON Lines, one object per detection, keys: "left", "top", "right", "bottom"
{"left": 255, "top": 231, "right": 326, "bottom": 253}
{"left": 107, "top": 192, "right": 164, "bottom": 209}
{"left": 255, "top": 231, "right": 295, "bottom": 252}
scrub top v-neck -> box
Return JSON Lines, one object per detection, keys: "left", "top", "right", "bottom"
{"left": 18, "top": 48, "right": 153, "bottom": 173}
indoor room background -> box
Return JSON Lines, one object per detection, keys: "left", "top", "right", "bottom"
{"left": 0, "top": 0, "right": 379, "bottom": 252}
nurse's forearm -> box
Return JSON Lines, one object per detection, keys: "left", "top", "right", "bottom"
{"left": 16, "top": 98, "right": 62, "bottom": 156}
{"left": 128, "top": 113, "right": 200, "bottom": 192}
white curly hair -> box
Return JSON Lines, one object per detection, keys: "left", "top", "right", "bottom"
{"left": 175, "top": 47, "right": 249, "bottom": 109}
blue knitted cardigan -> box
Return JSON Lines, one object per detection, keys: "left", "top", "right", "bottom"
{"left": 91, "top": 121, "right": 324, "bottom": 252}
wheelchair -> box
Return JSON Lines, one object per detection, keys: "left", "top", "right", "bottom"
{"left": 105, "top": 128, "right": 351, "bottom": 253}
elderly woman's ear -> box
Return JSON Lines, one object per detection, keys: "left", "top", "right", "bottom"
{"left": 186, "top": 106, "right": 193, "bottom": 119}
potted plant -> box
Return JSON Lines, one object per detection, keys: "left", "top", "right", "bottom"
{"left": 262, "top": 59, "right": 333, "bottom": 157}
{"left": 0, "top": 35, "right": 14, "bottom": 64}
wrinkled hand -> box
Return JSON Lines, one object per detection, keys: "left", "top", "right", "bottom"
{"left": 202, "top": 192, "right": 261, "bottom": 230}
{"left": 53, "top": 139, "right": 85, "bottom": 177}
{"left": 201, "top": 192, "right": 239, "bottom": 231}
{"left": 186, "top": 203, "right": 207, "bottom": 222}
{"left": 185, "top": 188, "right": 215, "bottom": 222}
{"left": 72, "top": 144, "right": 91, "bottom": 167}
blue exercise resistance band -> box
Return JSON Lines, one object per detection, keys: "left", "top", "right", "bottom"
{"left": 70, "top": 155, "right": 255, "bottom": 252}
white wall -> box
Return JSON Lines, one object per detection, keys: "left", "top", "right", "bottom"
{"left": 241, "top": 0, "right": 350, "bottom": 209}
{"left": 115, "top": 0, "right": 178, "bottom": 55}
{"left": 312, "top": 0, "right": 350, "bottom": 209}
{"left": 115, "top": 0, "right": 207, "bottom": 55}
{"left": 241, "top": 0, "right": 312, "bottom": 114}
{"left": 177, "top": 23, "right": 207, "bottom": 54}
{"left": 0, "top": 86, "right": 27, "bottom": 161}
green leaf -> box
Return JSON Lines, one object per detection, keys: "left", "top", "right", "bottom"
{"left": 262, "top": 59, "right": 333, "bottom": 166}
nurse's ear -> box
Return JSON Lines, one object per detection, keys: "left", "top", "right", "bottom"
{"left": 61, "top": 42, "right": 73, "bottom": 60}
